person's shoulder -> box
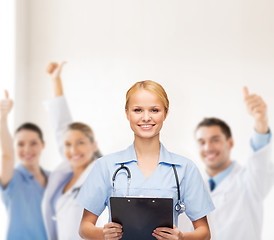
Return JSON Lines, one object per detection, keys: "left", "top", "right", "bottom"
{"left": 1, "top": 167, "right": 22, "bottom": 193}
{"left": 96, "top": 148, "right": 128, "bottom": 165}
{"left": 166, "top": 149, "right": 196, "bottom": 167}
{"left": 13, "top": 166, "right": 25, "bottom": 180}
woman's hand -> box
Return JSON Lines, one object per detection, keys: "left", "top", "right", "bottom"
{"left": 46, "top": 61, "right": 66, "bottom": 81}
{"left": 103, "top": 222, "right": 123, "bottom": 240}
{"left": 153, "top": 225, "right": 183, "bottom": 240}
{"left": 0, "top": 90, "right": 13, "bottom": 119}
{"left": 46, "top": 62, "right": 66, "bottom": 97}
{"left": 0, "top": 90, "right": 15, "bottom": 188}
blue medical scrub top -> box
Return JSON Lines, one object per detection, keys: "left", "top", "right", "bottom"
{"left": 77, "top": 143, "right": 215, "bottom": 226}
{"left": 0, "top": 164, "right": 49, "bottom": 240}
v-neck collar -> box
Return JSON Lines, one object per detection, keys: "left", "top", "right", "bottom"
{"left": 17, "top": 164, "right": 48, "bottom": 190}
{"left": 114, "top": 142, "right": 183, "bottom": 166}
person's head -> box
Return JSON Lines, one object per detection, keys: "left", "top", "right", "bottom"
{"left": 15, "top": 123, "right": 45, "bottom": 167}
{"left": 63, "top": 122, "right": 101, "bottom": 170}
{"left": 195, "top": 118, "right": 234, "bottom": 175}
{"left": 125, "top": 80, "right": 169, "bottom": 141}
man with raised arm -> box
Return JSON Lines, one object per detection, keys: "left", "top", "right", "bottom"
{"left": 194, "top": 87, "right": 273, "bottom": 240}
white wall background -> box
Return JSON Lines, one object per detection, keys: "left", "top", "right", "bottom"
{"left": 1, "top": 0, "right": 274, "bottom": 239}
{"left": 0, "top": 0, "right": 15, "bottom": 239}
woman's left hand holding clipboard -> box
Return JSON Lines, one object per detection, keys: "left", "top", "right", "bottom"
{"left": 103, "top": 222, "right": 123, "bottom": 240}
{"left": 153, "top": 225, "right": 183, "bottom": 240}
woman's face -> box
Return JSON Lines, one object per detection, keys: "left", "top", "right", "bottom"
{"left": 125, "top": 89, "right": 167, "bottom": 141}
{"left": 15, "top": 130, "right": 45, "bottom": 167}
{"left": 63, "top": 129, "right": 97, "bottom": 169}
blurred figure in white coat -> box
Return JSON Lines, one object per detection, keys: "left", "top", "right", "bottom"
{"left": 42, "top": 62, "right": 108, "bottom": 240}
{"left": 192, "top": 87, "right": 273, "bottom": 240}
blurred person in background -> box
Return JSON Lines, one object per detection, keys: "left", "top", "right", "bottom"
{"left": 0, "top": 91, "right": 48, "bottom": 240}
{"left": 42, "top": 62, "right": 108, "bottom": 240}
{"left": 194, "top": 87, "right": 274, "bottom": 240}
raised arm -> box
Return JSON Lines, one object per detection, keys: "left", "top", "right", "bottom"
{"left": 45, "top": 62, "right": 72, "bottom": 160}
{"left": 243, "top": 86, "right": 273, "bottom": 198}
{"left": 0, "top": 91, "right": 14, "bottom": 187}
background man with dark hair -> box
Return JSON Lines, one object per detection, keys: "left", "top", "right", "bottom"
{"left": 195, "top": 87, "right": 274, "bottom": 240}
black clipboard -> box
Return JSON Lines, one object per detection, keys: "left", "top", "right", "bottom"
{"left": 110, "top": 197, "right": 173, "bottom": 240}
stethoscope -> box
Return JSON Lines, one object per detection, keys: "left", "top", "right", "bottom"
{"left": 112, "top": 163, "right": 186, "bottom": 213}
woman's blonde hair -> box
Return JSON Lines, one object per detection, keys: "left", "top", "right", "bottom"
{"left": 125, "top": 80, "right": 169, "bottom": 113}
{"left": 66, "top": 122, "right": 102, "bottom": 159}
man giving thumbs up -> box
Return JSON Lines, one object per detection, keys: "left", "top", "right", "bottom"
{"left": 194, "top": 87, "right": 273, "bottom": 240}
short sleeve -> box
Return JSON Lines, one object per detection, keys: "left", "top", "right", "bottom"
{"left": 182, "top": 162, "right": 215, "bottom": 221}
{"left": 0, "top": 172, "right": 18, "bottom": 206}
{"left": 77, "top": 158, "right": 110, "bottom": 216}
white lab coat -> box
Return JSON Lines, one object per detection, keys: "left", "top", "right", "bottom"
{"left": 42, "top": 96, "right": 108, "bottom": 240}
{"left": 179, "top": 141, "right": 274, "bottom": 240}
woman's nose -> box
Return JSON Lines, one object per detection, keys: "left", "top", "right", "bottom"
{"left": 142, "top": 110, "right": 151, "bottom": 122}
{"left": 69, "top": 146, "right": 77, "bottom": 154}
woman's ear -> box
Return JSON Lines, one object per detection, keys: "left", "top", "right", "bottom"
{"left": 163, "top": 110, "right": 168, "bottom": 121}
{"left": 125, "top": 108, "right": 130, "bottom": 121}
{"left": 92, "top": 141, "right": 98, "bottom": 152}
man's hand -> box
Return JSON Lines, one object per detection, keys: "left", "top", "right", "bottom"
{"left": 243, "top": 86, "right": 268, "bottom": 134}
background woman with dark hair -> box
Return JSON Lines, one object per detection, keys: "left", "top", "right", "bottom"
{"left": 0, "top": 91, "right": 48, "bottom": 240}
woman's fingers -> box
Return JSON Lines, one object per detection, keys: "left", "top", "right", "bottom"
{"left": 46, "top": 62, "right": 58, "bottom": 74}
{"left": 153, "top": 226, "right": 181, "bottom": 240}
{"left": 103, "top": 222, "right": 123, "bottom": 240}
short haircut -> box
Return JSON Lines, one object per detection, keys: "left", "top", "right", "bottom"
{"left": 15, "top": 122, "right": 44, "bottom": 142}
{"left": 195, "top": 117, "right": 232, "bottom": 139}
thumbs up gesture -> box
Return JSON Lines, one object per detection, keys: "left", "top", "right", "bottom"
{"left": 46, "top": 62, "right": 66, "bottom": 81}
{"left": 243, "top": 87, "right": 268, "bottom": 134}
{"left": 0, "top": 90, "right": 13, "bottom": 119}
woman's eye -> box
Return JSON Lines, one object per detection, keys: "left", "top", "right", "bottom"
{"left": 134, "top": 109, "right": 142, "bottom": 112}
{"left": 151, "top": 109, "right": 159, "bottom": 113}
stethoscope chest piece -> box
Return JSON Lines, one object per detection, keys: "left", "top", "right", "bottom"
{"left": 175, "top": 200, "right": 186, "bottom": 214}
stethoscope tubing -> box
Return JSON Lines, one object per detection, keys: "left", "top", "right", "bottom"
{"left": 112, "top": 163, "right": 185, "bottom": 213}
